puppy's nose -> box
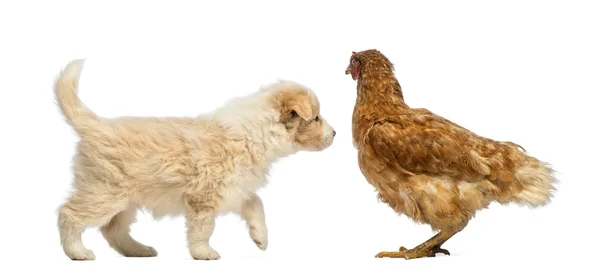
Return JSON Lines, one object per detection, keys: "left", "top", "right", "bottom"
{"left": 333, "top": 130, "right": 336, "bottom": 137}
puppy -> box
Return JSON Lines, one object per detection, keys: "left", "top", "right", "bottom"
{"left": 54, "top": 60, "right": 335, "bottom": 260}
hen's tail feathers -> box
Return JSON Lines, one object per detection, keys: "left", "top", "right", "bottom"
{"left": 511, "top": 157, "right": 558, "bottom": 208}
{"left": 54, "top": 59, "right": 101, "bottom": 135}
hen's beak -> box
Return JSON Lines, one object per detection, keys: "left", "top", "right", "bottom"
{"left": 345, "top": 66, "right": 351, "bottom": 75}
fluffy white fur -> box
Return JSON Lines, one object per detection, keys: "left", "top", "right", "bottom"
{"left": 54, "top": 59, "right": 335, "bottom": 260}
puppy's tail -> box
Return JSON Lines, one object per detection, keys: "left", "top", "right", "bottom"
{"left": 54, "top": 59, "right": 100, "bottom": 135}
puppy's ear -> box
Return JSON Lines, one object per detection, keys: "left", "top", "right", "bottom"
{"left": 274, "top": 90, "right": 313, "bottom": 121}
{"left": 286, "top": 98, "right": 312, "bottom": 120}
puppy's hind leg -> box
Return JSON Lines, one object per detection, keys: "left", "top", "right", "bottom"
{"left": 101, "top": 206, "right": 157, "bottom": 257}
{"left": 58, "top": 190, "right": 127, "bottom": 260}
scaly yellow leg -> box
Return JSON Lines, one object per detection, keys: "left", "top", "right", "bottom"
{"left": 375, "top": 229, "right": 461, "bottom": 260}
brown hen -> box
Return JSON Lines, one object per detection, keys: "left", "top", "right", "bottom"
{"left": 346, "top": 49, "right": 557, "bottom": 259}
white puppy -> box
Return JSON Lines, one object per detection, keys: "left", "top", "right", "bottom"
{"left": 54, "top": 60, "right": 335, "bottom": 260}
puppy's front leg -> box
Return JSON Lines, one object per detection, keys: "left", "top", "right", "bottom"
{"left": 184, "top": 196, "right": 220, "bottom": 260}
{"left": 241, "top": 193, "right": 268, "bottom": 250}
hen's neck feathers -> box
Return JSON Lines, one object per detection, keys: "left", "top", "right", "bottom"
{"left": 352, "top": 55, "right": 414, "bottom": 147}
{"left": 357, "top": 58, "right": 408, "bottom": 113}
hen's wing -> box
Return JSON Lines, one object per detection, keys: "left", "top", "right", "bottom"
{"left": 364, "top": 111, "right": 499, "bottom": 178}
{"left": 413, "top": 108, "right": 527, "bottom": 152}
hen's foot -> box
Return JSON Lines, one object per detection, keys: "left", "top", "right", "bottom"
{"left": 375, "top": 245, "right": 450, "bottom": 259}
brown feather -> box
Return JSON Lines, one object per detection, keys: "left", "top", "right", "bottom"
{"left": 350, "top": 49, "right": 557, "bottom": 232}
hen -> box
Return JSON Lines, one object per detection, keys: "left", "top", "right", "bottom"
{"left": 346, "top": 49, "right": 557, "bottom": 259}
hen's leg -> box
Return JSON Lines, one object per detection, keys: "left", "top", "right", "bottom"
{"left": 375, "top": 228, "right": 461, "bottom": 259}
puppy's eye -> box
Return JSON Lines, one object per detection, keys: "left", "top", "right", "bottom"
{"left": 314, "top": 116, "right": 319, "bottom": 122}
{"left": 290, "top": 110, "right": 297, "bottom": 117}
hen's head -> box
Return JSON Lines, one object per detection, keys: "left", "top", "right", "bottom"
{"left": 345, "top": 49, "right": 395, "bottom": 81}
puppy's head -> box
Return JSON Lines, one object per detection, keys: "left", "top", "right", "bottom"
{"left": 270, "top": 81, "right": 335, "bottom": 152}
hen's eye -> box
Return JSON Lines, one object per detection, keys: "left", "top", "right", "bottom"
{"left": 351, "top": 59, "right": 356, "bottom": 65}
{"left": 314, "top": 116, "right": 319, "bottom": 122}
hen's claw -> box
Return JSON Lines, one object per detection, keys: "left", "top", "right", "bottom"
{"left": 375, "top": 250, "right": 407, "bottom": 258}
{"left": 374, "top": 246, "right": 409, "bottom": 258}
{"left": 375, "top": 245, "right": 451, "bottom": 259}
{"left": 431, "top": 245, "right": 450, "bottom": 256}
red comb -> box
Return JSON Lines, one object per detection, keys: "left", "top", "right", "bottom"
{"left": 352, "top": 51, "right": 357, "bottom": 55}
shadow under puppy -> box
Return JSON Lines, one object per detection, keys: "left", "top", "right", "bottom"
{"left": 54, "top": 60, "right": 336, "bottom": 260}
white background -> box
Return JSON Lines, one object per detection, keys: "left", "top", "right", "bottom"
{"left": 1, "top": 0, "right": 598, "bottom": 273}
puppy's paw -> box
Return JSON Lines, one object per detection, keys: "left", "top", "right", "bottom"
{"left": 66, "top": 248, "right": 96, "bottom": 260}
{"left": 142, "top": 246, "right": 158, "bottom": 257}
{"left": 250, "top": 226, "right": 268, "bottom": 251}
{"left": 122, "top": 245, "right": 158, "bottom": 257}
{"left": 191, "top": 246, "right": 221, "bottom": 260}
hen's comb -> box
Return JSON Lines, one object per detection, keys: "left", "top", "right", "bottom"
{"left": 352, "top": 51, "right": 357, "bottom": 55}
